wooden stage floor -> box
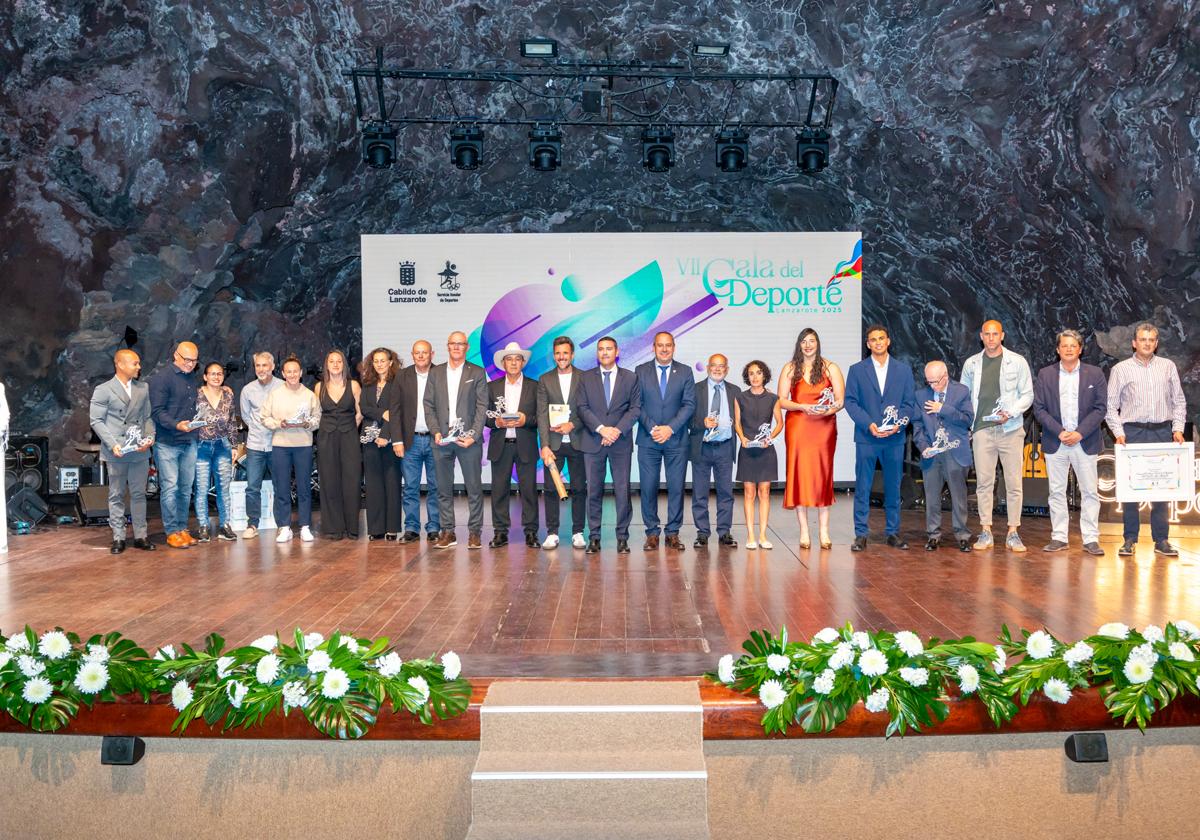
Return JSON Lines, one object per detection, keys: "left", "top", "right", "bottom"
{"left": 2, "top": 493, "right": 1197, "bottom": 678}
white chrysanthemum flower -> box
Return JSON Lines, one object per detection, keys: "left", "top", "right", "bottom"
{"left": 1129, "top": 643, "right": 1157, "bottom": 665}
{"left": 307, "top": 650, "right": 332, "bottom": 673}
{"left": 717, "top": 654, "right": 735, "bottom": 684}
{"left": 1172, "top": 620, "right": 1200, "bottom": 641}
{"left": 758, "top": 679, "right": 786, "bottom": 709}
{"left": 1123, "top": 656, "right": 1154, "bottom": 685}
{"left": 993, "top": 647, "right": 1007, "bottom": 674}
{"left": 0, "top": 651, "right": 11, "bottom": 670}
{"left": 957, "top": 664, "right": 980, "bottom": 694}
{"left": 17, "top": 655, "right": 45, "bottom": 678}
{"left": 250, "top": 635, "right": 277, "bottom": 651}
{"left": 216, "top": 656, "right": 235, "bottom": 679}
{"left": 829, "top": 642, "right": 855, "bottom": 670}
{"left": 766, "top": 653, "right": 791, "bottom": 675}
{"left": 282, "top": 680, "right": 310, "bottom": 710}
{"left": 22, "top": 676, "right": 53, "bottom": 704}
{"left": 1063, "top": 642, "right": 1094, "bottom": 667}
{"left": 171, "top": 680, "right": 194, "bottom": 711}
{"left": 226, "top": 681, "right": 249, "bottom": 709}
{"left": 899, "top": 666, "right": 929, "bottom": 687}
{"left": 865, "top": 687, "right": 890, "bottom": 713}
{"left": 84, "top": 644, "right": 110, "bottom": 664}
{"left": 858, "top": 649, "right": 889, "bottom": 677}
{"left": 1043, "top": 678, "right": 1071, "bottom": 704}
{"left": 1168, "top": 642, "right": 1195, "bottom": 663}
{"left": 851, "top": 631, "right": 871, "bottom": 650}
{"left": 813, "top": 627, "right": 840, "bottom": 644}
{"left": 255, "top": 653, "right": 280, "bottom": 685}
{"left": 74, "top": 661, "right": 110, "bottom": 695}
{"left": 407, "top": 675, "right": 431, "bottom": 702}
{"left": 321, "top": 668, "right": 350, "bottom": 699}
{"left": 6, "top": 634, "right": 31, "bottom": 653}
{"left": 441, "top": 651, "right": 462, "bottom": 680}
{"left": 38, "top": 630, "right": 71, "bottom": 660}
{"left": 812, "top": 668, "right": 836, "bottom": 695}
{"left": 303, "top": 632, "right": 324, "bottom": 649}
{"left": 342, "top": 638, "right": 362, "bottom": 654}
{"left": 894, "top": 631, "right": 924, "bottom": 657}
{"left": 1141, "top": 625, "right": 1165, "bottom": 644}
{"left": 1098, "top": 622, "right": 1130, "bottom": 640}
{"left": 154, "top": 645, "right": 177, "bottom": 661}
{"left": 377, "top": 652, "right": 403, "bottom": 678}
{"left": 1026, "top": 630, "right": 1055, "bottom": 660}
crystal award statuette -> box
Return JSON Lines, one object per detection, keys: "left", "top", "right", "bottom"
{"left": 121, "top": 425, "right": 153, "bottom": 451}
{"left": 285, "top": 406, "right": 312, "bottom": 427}
{"left": 746, "top": 423, "right": 773, "bottom": 448}
{"left": 702, "top": 407, "right": 721, "bottom": 443}
{"left": 360, "top": 422, "right": 382, "bottom": 444}
{"left": 981, "top": 397, "right": 1007, "bottom": 423}
{"left": 876, "top": 405, "right": 910, "bottom": 434}
{"left": 810, "top": 387, "right": 837, "bottom": 415}
{"left": 921, "top": 427, "right": 961, "bottom": 459}
{"left": 439, "top": 418, "right": 466, "bottom": 446}
{"left": 486, "top": 396, "right": 521, "bottom": 424}
{"left": 186, "top": 404, "right": 213, "bottom": 431}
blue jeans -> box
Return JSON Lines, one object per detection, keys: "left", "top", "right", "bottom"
{"left": 154, "top": 438, "right": 198, "bottom": 534}
{"left": 194, "top": 438, "right": 233, "bottom": 527}
{"left": 272, "top": 445, "right": 313, "bottom": 528}
{"left": 401, "top": 434, "right": 440, "bottom": 533}
{"left": 244, "top": 448, "right": 271, "bottom": 527}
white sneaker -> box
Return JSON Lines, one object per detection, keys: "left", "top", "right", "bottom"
{"left": 299, "top": 526, "right": 315, "bottom": 542}
{"left": 242, "top": 525, "right": 258, "bottom": 540}
{"left": 572, "top": 532, "right": 586, "bottom": 549}
{"left": 542, "top": 534, "right": 560, "bottom": 549}
{"left": 759, "top": 540, "right": 774, "bottom": 550}
{"left": 275, "top": 527, "right": 293, "bottom": 543}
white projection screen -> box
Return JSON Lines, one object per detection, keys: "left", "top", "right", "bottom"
{"left": 362, "top": 232, "right": 863, "bottom": 483}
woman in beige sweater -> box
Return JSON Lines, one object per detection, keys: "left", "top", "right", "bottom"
{"left": 261, "top": 355, "right": 321, "bottom": 542}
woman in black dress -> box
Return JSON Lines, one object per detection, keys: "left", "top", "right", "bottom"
{"left": 734, "top": 360, "right": 783, "bottom": 550}
{"left": 315, "top": 350, "right": 362, "bottom": 540}
{"left": 359, "top": 347, "right": 404, "bottom": 540}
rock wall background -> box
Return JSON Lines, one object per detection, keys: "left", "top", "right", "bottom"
{"left": 2, "top": 0, "right": 1197, "bottom": 468}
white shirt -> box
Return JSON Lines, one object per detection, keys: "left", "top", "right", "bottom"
{"left": 446, "top": 362, "right": 465, "bottom": 425}
{"left": 503, "top": 375, "right": 523, "bottom": 439}
{"left": 873, "top": 356, "right": 889, "bottom": 394}
{"left": 597, "top": 366, "right": 618, "bottom": 431}
{"left": 1058, "top": 363, "right": 1080, "bottom": 434}
{"left": 414, "top": 370, "right": 430, "bottom": 433}
{"left": 556, "top": 369, "right": 573, "bottom": 442}
{"left": 119, "top": 378, "right": 132, "bottom": 399}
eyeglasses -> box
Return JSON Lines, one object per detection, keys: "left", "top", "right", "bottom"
{"left": 177, "top": 354, "right": 198, "bottom": 363}
{"left": 447, "top": 342, "right": 467, "bottom": 347}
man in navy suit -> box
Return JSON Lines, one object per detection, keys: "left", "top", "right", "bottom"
{"left": 912, "top": 360, "right": 974, "bottom": 552}
{"left": 1033, "top": 329, "right": 1108, "bottom": 556}
{"left": 634, "top": 332, "right": 696, "bottom": 550}
{"left": 690, "top": 354, "right": 739, "bottom": 548}
{"left": 576, "top": 335, "right": 643, "bottom": 554}
{"left": 844, "top": 325, "right": 917, "bottom": 551}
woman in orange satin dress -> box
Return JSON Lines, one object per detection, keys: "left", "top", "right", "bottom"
{"left": 779, "top": 328, "right": 845, "bottom": 550}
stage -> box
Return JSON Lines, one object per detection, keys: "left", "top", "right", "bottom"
{"left": 3, "top": 493, "right": 1196, "bottom": 678}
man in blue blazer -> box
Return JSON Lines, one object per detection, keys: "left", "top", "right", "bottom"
{"left": 844, "top": 325, "right": 917, "bottom": 551}
{"left": 1032, "top": 329, "right": 1108, "bottom": 556}
{"left": 576, "top": 335, "right": 643, "bottom": 554}
{"left": 912, "top": 360, "right": 974, "bottom": 552}
{"left": 634, "top": 332, "right": 696, "bottom": 550}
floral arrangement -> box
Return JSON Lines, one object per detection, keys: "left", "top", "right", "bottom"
{"left": 0, "top": 626, "right": 471, "bottom": 739}
{"left": 709, "top": 620, "right": 1200, "bottom": 736}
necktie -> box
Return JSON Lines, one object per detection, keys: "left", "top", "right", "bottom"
{"left": 713, "top": 383, "right": 723, "bottom": 417}
{"left": 603, "top": 370, "right": 612, "bottom": 407}
{"left": 659, "top": 365, "right": 669, "bottom": 399}
{"left": 937, "top": 391, "right": 946, "bottom": 403}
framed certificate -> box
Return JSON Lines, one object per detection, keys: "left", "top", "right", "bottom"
{"left": 1114, "top": 441, "right": 1195, "bottom": 503}
{"left": 548, "top": 403, "right": 571, "bottom": 426}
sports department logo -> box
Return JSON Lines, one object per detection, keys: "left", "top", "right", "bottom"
{"left": 436, "top": 259, "right": 463, "bottom": 302}
{"left": 387, "top": 260, "right": 427, "bottom": 303}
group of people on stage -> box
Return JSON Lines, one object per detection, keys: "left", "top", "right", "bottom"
{"left": 87, "top": 318, "right": 1187, "bottom": 558}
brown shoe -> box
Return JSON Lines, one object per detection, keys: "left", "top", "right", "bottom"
{"left": 435, "top": 530, "right": 457, "bottom": 548}
{"left": 643, "top": 534, "right": 660, "bottom": 550}
{"left": 468, "top": 533, "right": 482, "bottom": 549}
{"left": 166, "top": 532, "right": 190, "bottom": 549}
{"left": 665, "top": 534, "right": 685, "bottom": 550}
{"left": 181, "top": 530, "right": 198, "bottom": 546}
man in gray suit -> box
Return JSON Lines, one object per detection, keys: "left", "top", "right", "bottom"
{"left": 89, "top": 349, "right": 157, "bottom": 554}
{"left": 537, "top": 335, "right": 587, "bottom": 549}
{"left": 423, "top": 330, "right": 489, "bottom": 549}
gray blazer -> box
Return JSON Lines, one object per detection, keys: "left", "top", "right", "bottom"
{"left": 536, "top": 365, "right": 583, "bottom": 452}
{"left": 423, "top": 361, "right": 489, "bottom": 442}
{"left": 89, "top": 376, "right": 154, "bottom": 462}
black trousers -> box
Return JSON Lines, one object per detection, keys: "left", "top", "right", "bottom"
{"left": 491, "top": 439, "right": 539, "bottom": 534}
{"left": 362, "top": 441, "right": 403, "bottom": 535}
{"left": 544, "top": 440, "right": 587, "bottom": 535}
{"left": 317, "top": 427, "right": 362, "bottom": 536}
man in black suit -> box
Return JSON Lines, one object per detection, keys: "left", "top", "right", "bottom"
{"left": 396, "top": 340, "right": 440, "bottom": 542}
{"left": 537, "top": 336, "right": 586, "bottom": 550}
{"left": 690, "top": 353, "right": 739, "bottom": 548}
{"left": 486, "top": 341, "right": 540, "bottom": 547}
{"left": 575, "top": 335, "right": 642, "bottom": 554}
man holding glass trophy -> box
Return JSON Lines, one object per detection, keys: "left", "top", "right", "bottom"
{"left": 912, "top": 360, "right": 974, "bottom": 552}
{"left": 690, "top": 353, "right": 740, "bottom": 548}
{"left": 486, "top": 341, "right": 540, "bottom": 548}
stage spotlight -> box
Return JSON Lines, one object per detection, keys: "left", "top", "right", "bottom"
{"left": 521, "top": 38, "right": 558, "bottom": 58}
{"left": 692, "top": 42, "right": 730, "bottom": 58}
{"left": 715, "top": 126, "right": 749, "bottom": 172}
{"left": 641, "top": 125, "right": 675, "bottom": 173}
{"left": 450, "top": 124, "right": 484, "bottom": 170}
{"left": 528, "top": 123, "right": 562, "bottom": 171}
{"left": 361, "top": 121, "right": 398, "bottom": 170}
{"left": 796, "top": 128, "right": 829, "bottom": 175}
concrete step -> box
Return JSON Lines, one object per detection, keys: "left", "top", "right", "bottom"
{"left": 470, "top": 774, "right": 708, "bottom": 826}
{"left": 465, "top": 818, "right": 710, "bottom": 840}
{"left": 472, "top": 748, "right": 707, "bottom": 776}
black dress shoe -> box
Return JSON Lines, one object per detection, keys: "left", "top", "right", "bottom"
{"left": 1118, "top": 540, "right": 1135, "bottom": 557}
{"left": 925, "top": 538, "right": 940, "bottom": 552}
{"left": 886, "top": 534, "right": 909, "bottom": 550}
{"left": 616, "top": 539, "right": 630, "bottom": 553}
{"left": 1154, "top": 541, "right": 1179, "bottom": 557}
{"left": 525, "top": 532, "right": 539, "bottom": 548}
{"left": 110, "top": 540, "right": 126, "bottom": 554}
{"left": 368, "top": 534, "right": 386, "bottom": 541}
{"left": 400, "top": 531, "right": 420, "bottom": 543}
{"left": 957, "top": 539, "right": 972, "bottom": 552}
{"left": 851, "top": 536, "right": 867, "bottom": 552}
{"left": 694, "top": 534, "right": 709, "bottom": 548}
{"left": 718, "top": 533, "right": 738, "bottom": 547}
{"left": 489, "top": 535, "right": 509, "bottom": 548}
{"left": 132, "top": 538, "right": 156, "bottom": 551}
{"left": 585, "top": 537, "right": 601, "bottom": 554}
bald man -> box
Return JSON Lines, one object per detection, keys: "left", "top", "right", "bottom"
{"left": 91, "top": 349, "right": 157, "bottom": 553}
{"left": 690, "top": 353, "right": 740, "bottom": 547}
{"left": 149, "top": 341, "right": 203, "bottom": 548}
{"left": 912, "top": 360, "right": 974, "bottom": 552}
{"left": 397, "top": 339, "right": 441, "bottom": 541}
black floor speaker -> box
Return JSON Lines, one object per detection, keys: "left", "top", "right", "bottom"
{"left": 75, "top": 484, "right": 110, "bottom": 526}
{"left": 5, "top": 435, "right": 50, "bottom": 497}
{"left": 7, "top": 486, "right": 49, "bottom": 527}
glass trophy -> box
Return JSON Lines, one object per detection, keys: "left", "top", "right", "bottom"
{"left": 921, "top": 427, "right": 961, "bottom": 459}
{"left": 186, "top": 404, "right": 213, "bottom": 431}
{"left": 810, "top": 387, "right": 837, "bottom": 415}
{"left": 746, "top": 423, "right": 773, "bottom": 448}
{"left": 981, "top": 397, "right": 1007, "bottom": 423}
{"left": 121, "top": 425, "right": 153, "bottom": 451}
{"left": 486, "top": 396, "right": 521, "bottom": 424}
{"left": 439, "top": 418, "right": 466, "bottom": 446}
{"left": 286, "top": 405, "right": 312, "bottom": 427}
{"left": 360, "top": 422, "right": 382, "bottom": 444}
{"left": 876, "top": 405, "right": 910, "bottom": 434}
{"left": 702, "top": 407, "right": 721, "bottom": 443}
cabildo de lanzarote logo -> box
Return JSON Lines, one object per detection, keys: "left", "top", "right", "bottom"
{"left": 693, "top": 238, "right": 860, "bottom": 314}
{"left": 388, "top": 260, "right": 428, "bottom": 303}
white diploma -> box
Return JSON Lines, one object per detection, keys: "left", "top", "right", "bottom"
{"left": 1115, "top": 441, "right": 1195, "bottom": 503}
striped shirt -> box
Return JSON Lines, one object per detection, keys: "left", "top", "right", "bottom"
{"left": 1105, "top": 354, "right": 1187, "bottom": 437}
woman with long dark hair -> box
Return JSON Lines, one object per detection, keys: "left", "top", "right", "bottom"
{"left": 359, "top": 347, "right": 405, "bottom": 540}
{"left": 193, "top": 362, "right": 237, "bottom": 542}
{"left": 315, "top": 350, "right": 363, "bottom": 540}
{"left": 779, "top": 328, "right": 845, "bottom": 550}
{"left": 734, "top": 360, "right": 783, "bottom": 549}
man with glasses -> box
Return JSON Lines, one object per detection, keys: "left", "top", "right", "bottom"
{"left": 149, "top": 341, "right": 202, "bottom": 548}
{"left": 912, "top": 360, "right": 974, "bottom": 552}
{"left": 690, "top": 353, "right": 739, "bottom": 548}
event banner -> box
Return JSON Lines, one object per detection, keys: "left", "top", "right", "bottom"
{"left": 362, "top": 232, "right": 863, "bottom": 482}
